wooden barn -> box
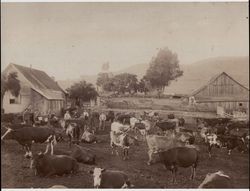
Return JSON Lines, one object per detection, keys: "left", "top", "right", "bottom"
{"left": 190, "top": 72, "right": 249, "bottom": 113}
{"left": 2, "top": 63, "right": 66, "bottom": 115}
{"left": 165, "top": 71, "right": 249, "bottom": 113}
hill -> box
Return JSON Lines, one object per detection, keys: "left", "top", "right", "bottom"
{"left": 164, "top": 56, "right": 249, "bottom": 95}
{"left": 58, "top": 56, "right": 249, "bottom": 92}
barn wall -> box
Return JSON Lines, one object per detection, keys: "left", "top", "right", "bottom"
{"left": 197, "top": 101, "right": 249, "bottom": 112}
{"left": 31, "top": 90, "right": 48, "bottom": 115}
{"left": 195, "top": 73, "right": 249, "bottom": 98}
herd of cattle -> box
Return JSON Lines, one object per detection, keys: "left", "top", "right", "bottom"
{"left": 1, "top": 109, "right": 249, "bottom": 188}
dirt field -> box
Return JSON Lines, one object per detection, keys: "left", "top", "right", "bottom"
{"left": 1, "top": 129, "right": 249, "bottom": 188}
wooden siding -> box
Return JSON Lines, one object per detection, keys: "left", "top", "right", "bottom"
{"left": 195, "top": 73, "right": 248, "bottom": 98}
{"left": 198, "top": 101, "right": 248, "bottom": 112}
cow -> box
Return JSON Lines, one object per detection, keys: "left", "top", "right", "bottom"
{"left": 110, "top": 121, "right": 139, "bottom": 160}
{"left": 47, "top": 143, "right": 96, "bottom": 165}
{"left": 217, "top": 135, "right": 248, "bottom": 155}
{"left": 198, "top": 171, "right": 233, "bottom": 188}
{"left": 205, "top": 133, "right": 222, "bottom": 158}
{"left": 158, "top": 147, "right": 199, "bottom": 184}
{"left": 146, "top": 134, "right": 186, "bottom": 165}
{"left": 116, "top": 114, "right": 131, "bottom": 125}
{"left": 30, "top": 152, "right": 79, "bottom": 177}
{"left": 106, "top": 110, "right": 115, "bottom": 123}
{"left": 178, "top": 117, "right": 185, "bottom": 127}
{"left": 155, "top": 121, "right": 177, "bottom": 132}
{"left": 1, "top": 126, "right": 57, "bottom": 157}
{"left": 81, "top": 129, "right": 97, "bottom": 144}
{"left": 60, "top": 120, "right": 81, "bottom": 147}
{"left": 89, "top": 112, "right": 100, "bottom": 133}
{"left": 90, "top": 167, "right": 133, "bottom": 188}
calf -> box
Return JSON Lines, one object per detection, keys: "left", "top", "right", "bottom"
{"left": 91, "top": 167, "right": 133, "bottom": 188}
{"left": 110, "top": 131, "right": 138, "bottom": 160}
{"left": 158, "top": 147, "right": 199, "bottom": 183}
{"left": 30, "top": 152, "right": 79, "bottom": 177}
{"left": 205, "top": 133, "right": 222, "bottom": 158}
{"left": 198, "top": 171, "right": 233, "bottom": 188}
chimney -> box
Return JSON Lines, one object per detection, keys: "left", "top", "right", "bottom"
{"left": 30, "top": 64, "right": 32, "bottom": 71}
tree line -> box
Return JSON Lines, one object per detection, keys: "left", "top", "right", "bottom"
{"left": 96, "top": 47, "right": 183, "bottom": 96}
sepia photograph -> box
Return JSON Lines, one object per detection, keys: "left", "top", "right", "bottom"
{"left": 1, "top": 1, "right": 249, "bottom": 189}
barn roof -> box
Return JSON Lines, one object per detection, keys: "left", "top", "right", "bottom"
{"left": 164, "top": 71, "right": 249, "bottom": 96}
{"left": 11, "top": 64, "right": 65, "bottom": 100}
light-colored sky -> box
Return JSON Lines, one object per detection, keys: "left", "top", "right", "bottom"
{"left": 1, "top": 3, "right": 249, "bottom": 80}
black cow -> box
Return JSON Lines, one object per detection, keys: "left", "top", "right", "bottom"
{"left": 116, "top": 114, "right": 131, "bottom": 125}
{"left": 178, "top": 118, "right": 185, "bottom": 127}
{"left": 46, "top": 143, "right": 96, "bottom": 165}
{"left": 217, "top": 135, "right": 247, "bottom": 155}
{"left": 1, "top": 126, "right": 57, "bottom": 157}
{"left": 155, "top": 121, "right": 176, "bottom": 132}
{"left": 106, "top": 111, "right": 115, "bottom": 123}
{"left": 30, "top": 152, "right": 79, "bottom": 177}
{"left": 158, "top": 147, "right": 199, "bottom": 183}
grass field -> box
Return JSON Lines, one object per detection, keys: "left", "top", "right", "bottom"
{"left": 1, "top": 130, "right": 249, "bottom": 188}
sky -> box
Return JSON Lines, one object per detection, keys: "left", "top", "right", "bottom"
{"left": 1, "top": 2, "right": 249, "bottom": 80}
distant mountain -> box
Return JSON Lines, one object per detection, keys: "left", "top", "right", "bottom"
{"left": 58, "top": 56, "right": 249, "bottom": 92}
{"left": 58, "top": 63, "right": 149, "bottom": 90}
{"left": 164, "top": 56, "right": 249, "bottom": 95}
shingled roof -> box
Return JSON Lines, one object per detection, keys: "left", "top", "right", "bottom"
{"left": 10, "top": 64, "right": 65, "bottom": 100}
{"left": 13, "top": 64, "right": 62, "bottom": 91}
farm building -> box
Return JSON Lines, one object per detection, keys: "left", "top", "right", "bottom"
{"left": 165, "top": 72, "right": 249, "bottom": 113}
{"left": 2, "top": 63, "right": 66, "bottom": 115}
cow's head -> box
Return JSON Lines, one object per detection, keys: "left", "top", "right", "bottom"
{"left": 198, "top": 171, "right": 230, "bottom": 188}
{"left": 90, "top": 167, "right": 106, "bottom": 188}
{"left": 30, "top": 152, "right": 44, "bottom": 170}
{"left": 1, "top": 127, "right": 15, "bottom": 141}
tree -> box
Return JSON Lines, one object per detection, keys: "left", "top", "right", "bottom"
{"left": 67, "top": 80, "right": 98, "bottom": 107}
{"left": 143, "top": 48, "right": 183, "bottom": 92}
{"left": 112, "top": 73, "right": 138, "bottom": 94}
{"left": 137, "top": 78, "right": 149, "bottom": 95}
{"left": 96, "top": 73, "right": 110, "bottom": 88}
{"left": 1, "top": 72, "right": 21, "bottom": 112}
{"left": 96, "top": 72, "right": 114, "bottom": 92}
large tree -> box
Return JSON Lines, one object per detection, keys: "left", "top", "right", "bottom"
{"left": 67, "top": 80, "right": 98, "bottom": 107}
{"left": 1, "top": 72, "right": 21, "bottom": 112}
{"left": 143, "top": 48, "right": 183, "bottom": 92}
{"left": 112, "top": 73, "right": 138, "bottom": 94}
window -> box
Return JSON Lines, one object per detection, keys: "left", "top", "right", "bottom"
{"left": 9, "top": 95, "right": 21, "bottom": 104}
{"left": 9, "top": 99, "right": 15, "bottom": 104}
{"left": 239, "top": 103, "right": 243, "bottom": 107}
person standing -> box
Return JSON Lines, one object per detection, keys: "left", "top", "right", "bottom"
{"left": 99, "top": 112, "right": 107, "bottom": 131}
{"left": 64, "top": 110, "right": 71, "bottom": 120}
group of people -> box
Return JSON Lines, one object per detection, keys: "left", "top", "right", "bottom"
{"left": 63, "top": 109, "right": 107, "bottom": 132}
